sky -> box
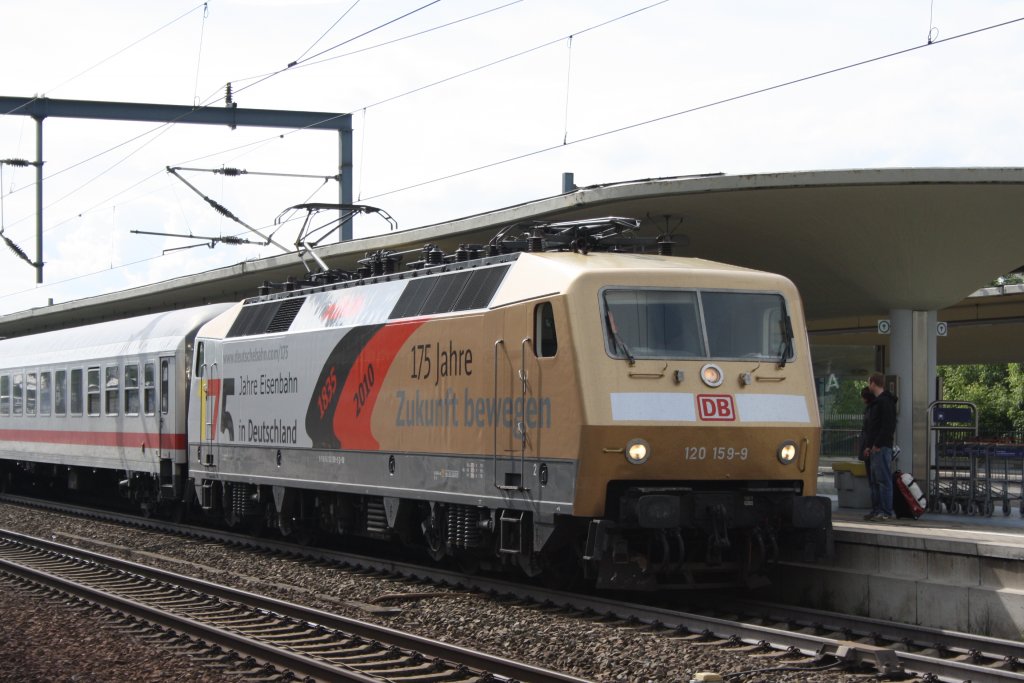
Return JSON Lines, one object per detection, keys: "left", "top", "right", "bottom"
{"left": 1, "top": 0, "right": 1022, "bottom": 316}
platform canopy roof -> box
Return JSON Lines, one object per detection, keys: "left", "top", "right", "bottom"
{"left": 2, "top": 167, "right": 1022, "bottom": 338}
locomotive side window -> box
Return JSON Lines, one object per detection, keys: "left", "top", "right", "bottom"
{"left": 701, "top": 292, "right": 793, "bottom": 361}
{"left": 124, "top": 364, "right": 140, "bottom": 415}
{"left": 86, "top": 368, "right": 101, "bottom": 416}
{"left": 603, "top": 289, "right": 704, "bottom": 360}
{"left": 143, "top": 363, "right": 156, "bottom": 415}
{"left": 70, "top": 369, "right": 84, "bottom": 415}
{"left": 13, "top": 372, "right": 23, "bottom": 415}
{"left": 25, "top": 372, "right": 37, "bottom": 416}
{"left": 54, "top": 370, "right": 67, "bottom": 416}
{"left": 105, "top": 366, "right": 121, "bottom": 416}
{"left": 0, "top": 375, "right": 9, "bottom": 415}
{"left": 534, "top": 302, "right": 558, "bottom": 358}
{"left": 39, "top": 371, "right": 51, "bottom": 416}
{"left": 195, "top": 342, "right": 205, "bottom": 378}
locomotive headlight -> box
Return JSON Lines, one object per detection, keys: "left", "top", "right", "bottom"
{"left": 777, "top": 440, "right": 798, "bottom": 464}
{"left": 700, "top": 363, "right": 724, "bottom": 387}
{"left": 625, "top": 438, "right": 651, "bottom": 465}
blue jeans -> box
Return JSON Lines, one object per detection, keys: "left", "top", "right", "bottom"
{"left": 869, "top": 447, "right": 895, "bottom": 516}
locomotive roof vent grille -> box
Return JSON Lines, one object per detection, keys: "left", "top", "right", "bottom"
{"left": 266, "top": 297, "right": 306, "bottom": 333}
{"left": 227, "top": 296, "right": 306, "bottom": 337}
{"left": 389, "top": 265, "right": 509, "bottom": 320}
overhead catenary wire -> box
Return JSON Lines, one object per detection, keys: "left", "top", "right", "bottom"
{"left": 288, "top": 0, "right": 439, "bottom": 68}
{"left": 1, "top": 7, "right": 1021, "bottom": 304}
{"left": 236, "top": 0, "right": 442, "bottom": 99}
{"left": 1, "top": 2, "right": 208, "bottom": 118}
{"left": 192, "top": 3, "right": 210, "bottom": 106}
{"left": 563, "top": 35, "right": 573, "bottom": 146}
{"left": 276, "top": 0, "right": 523, "bottom": 73}
{"left": 290, "top": 0, "right": 363, "bottom": 66}
{"left": 361, "top": 13, "right": 1024, "bottom": 202}
{"left": 0, "top": 0, "right": 525, "bottom": 236}
{"left": 358, "top": 0, "right": 670, "bottom": 112}
{"left": 0, "top": 1, "right": 505, "bottom": 239}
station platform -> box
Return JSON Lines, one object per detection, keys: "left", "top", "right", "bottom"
{"left": 765, "top": 458, "right": 1024, "bottom": 639}
{"left": 817, "top": 456, "right": 1024, "bottom": 536}
{"left": 819, "top": 456, "right": 1024, "bottom": 536}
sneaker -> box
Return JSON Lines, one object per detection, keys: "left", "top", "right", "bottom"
{"left": 863, "top": 512, "right": 879, "bottom": 520}
{"left": 875, "top": 514, "right": 891, "bottom": 521}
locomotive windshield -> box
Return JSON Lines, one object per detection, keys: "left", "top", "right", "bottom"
{"left": 603, "top": 288, "right": 794, "bottom": 361}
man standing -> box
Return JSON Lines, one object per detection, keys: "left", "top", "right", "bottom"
{"left": 863, "top": 372, "right": 898, "bottom": 520}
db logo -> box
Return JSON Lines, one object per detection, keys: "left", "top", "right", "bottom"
{"left": 697, "top": 394, "right": 736, "bottom": 421}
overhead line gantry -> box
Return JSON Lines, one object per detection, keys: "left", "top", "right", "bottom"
{"left": 0, "top": 95, "right": 353, "bottom": 283}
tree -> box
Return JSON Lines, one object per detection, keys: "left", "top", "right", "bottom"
{"left": 937, "top": 364, "right": 1024, "bottom": 437}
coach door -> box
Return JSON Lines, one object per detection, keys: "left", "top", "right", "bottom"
{"left": 157, "top": 357, "right": 172, "bottom": 460}
{"left": 197, "top": 342, "right": 221, "bottom": 469}
{"left": 492, "top": 306, "right": 543, "bottom": 493}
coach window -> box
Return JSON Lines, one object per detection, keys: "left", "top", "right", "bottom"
{"left": 70, "top": 369, "right": 84, "bottom": 415}
{"left": 13, "top": 372, "right": 23, "bottom": 415}
{"left": 143, "top": 363, "right": 156, "bottom": 415}
{"left": 54, "top": 370, "right": 67, "bottom": 416}
{"left": 534, "top": 302, "right": 558, "bottom": 358}
{"left": 161, "top": 360, "right": 170, "bottom": 414}
{"left": 39, "top": 371, "right": 52, "bottom": 416}
{"left": 25, "top": 371, "right": 37, "bottom": 416}
{"left": 86, "top": 368, "right": 100, "bottom": 416}
{"left": 105, "top": 366, "right": 120, "bottom": 416}
{"left": 124, "top": 364, "right": 140, "bottom": 415}
{"left": 0, "top": 375, "right": 9, "bottom": 416}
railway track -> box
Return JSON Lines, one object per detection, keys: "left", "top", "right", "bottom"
{"left": 0, "top": 528, "right": 587, "bottom": 683}
{"left": 4, "top": 493, "right": 1024, "bottom": 682}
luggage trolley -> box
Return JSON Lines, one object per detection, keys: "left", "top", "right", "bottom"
{"left": 927, "top": 401, "right": 978, "bottom": 515}
{"left": 984, "top": 441, "right": 1024, "bottom": 517}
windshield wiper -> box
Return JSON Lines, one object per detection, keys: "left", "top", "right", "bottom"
{"left": 778, "top": 313, "right": 794, "bottom": 368}
{"left": 606, "top": 311, "right": 635, "bottom": 366}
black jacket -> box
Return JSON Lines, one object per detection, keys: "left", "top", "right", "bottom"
{"left": 864, "top": 389, "right": 897, "bottom": 449}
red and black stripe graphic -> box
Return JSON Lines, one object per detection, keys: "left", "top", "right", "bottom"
{"left": 305, "top": 322, "right": 422, "bottom": 449}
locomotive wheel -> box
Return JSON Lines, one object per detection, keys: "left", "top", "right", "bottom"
{"left": 247, "top": 511, "right": 268, "bottom": 537}
{"left": 456, "top": 553, "right": 480, "bottom": 575}
{"left": 284, "top": 525, "right": 316, "bottom": 546}
{"left": 539, "top": 537, "right": 584, "bottom": 590}
{"left": 170, "top": 502, "right": 186, "bottom": 524}
{"left": 422, "top": 508, "right": 447, "bottom": 562}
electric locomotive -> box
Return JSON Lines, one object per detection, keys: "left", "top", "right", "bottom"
{"left": 187, "top": 217, "right": 831, "bottom": 588}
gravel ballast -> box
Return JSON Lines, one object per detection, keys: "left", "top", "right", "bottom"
{"left": 0, "top": 503, "right": 910, "bottom": 682}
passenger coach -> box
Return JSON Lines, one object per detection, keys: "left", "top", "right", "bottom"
{"left": 0, "top": 304, "right": 231, "bottom": 511}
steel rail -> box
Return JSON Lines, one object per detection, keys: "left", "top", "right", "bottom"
{"left": 0, "top": 528, "right": 588, "bottom": 683}
{"left": 4, "top": 494, "right": 1023, "bottom": 682}
{"left": 0, "top": 555, "right": 386, "bottom": 682}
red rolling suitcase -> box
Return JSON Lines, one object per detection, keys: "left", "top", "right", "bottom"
{"left": 893, "top": 470, "right": 926, "bottom": 519}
